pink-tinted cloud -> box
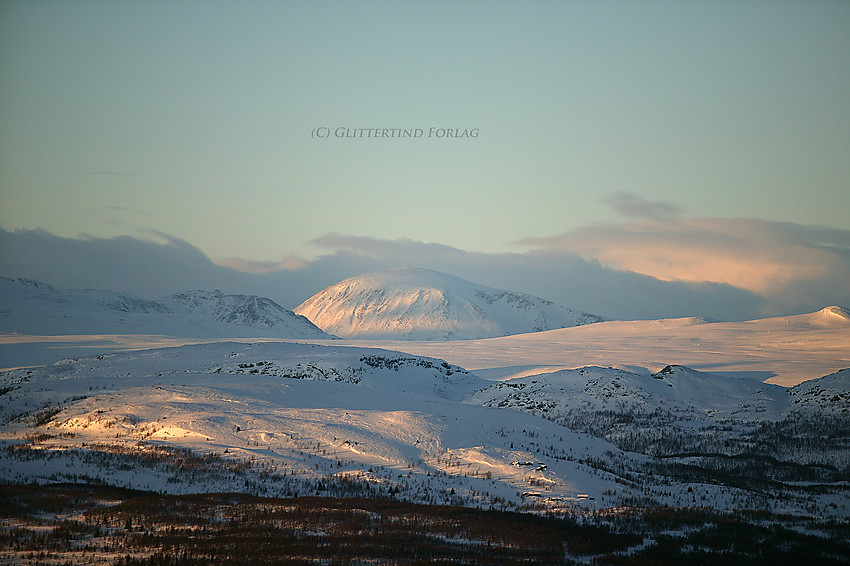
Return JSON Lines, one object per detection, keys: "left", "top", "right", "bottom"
{"left": 517, "top": 217, "right": 850, "bottom": 313}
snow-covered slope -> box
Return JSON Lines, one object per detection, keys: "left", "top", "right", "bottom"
{"left": 0, "top": 342, "right": 630, "bottom": 511}
{"left": 466, "top": 364, "right": 850, "bottom": 474}
{"left": 294, "top": 267, "right": 603, "bottom": 340}
{"left": 467, "top": 364, "right": 790, "bottom": 425}
{"left": 351, "top": 306, "right": 850, "bottom": 386}
{"left": 788, "top": 368, "right": 850, "bottom": 413}
{"left": 0, "top": 277, "right": 330, "bottom": 339}
{"left": 1, "top": 342, "right": 846, "bottom": 517}
{"left": 774, "top": 305, "right": 850, "bottom": 329}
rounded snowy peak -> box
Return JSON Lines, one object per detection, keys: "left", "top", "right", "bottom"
{"left": 817, "top": 306, "right": 850, "bottom": 321}
{"left": 294, "top": 267, "right": 603, "bottom": 341}
{"left": 346, "top": 267, "right": 469, "bottom": 289}
{"left": 767, "top": 305, "right": 850, "bottom": 329}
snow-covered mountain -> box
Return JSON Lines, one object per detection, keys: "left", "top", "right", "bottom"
{"left": 161, "top": 289, "right": 323, "bottom": 333}
{"left": 294, "top": 267, "right": 603, "bottom": 340}
{"left": 778, "top": 305, "right": 850, "bottom": 328}
{"left": 0, "top": 277, "right": 330, "bottom": 339}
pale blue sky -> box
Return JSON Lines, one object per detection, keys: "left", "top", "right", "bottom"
{"left": 2, "top": 0, "right": 849, "bottom": 265}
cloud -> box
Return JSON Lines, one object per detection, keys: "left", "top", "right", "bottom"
{"left": 0, "top": 228, "right": 251, "bottom": 300}
{"left": 310, "top": 232, "right": 467, "bottom": 262}
{"left": 517, "top": 217, "right": 850, "bottom": 315}
{"left": 602, "top": 191, "right": 685, "bottom": 220}
{"left": 3, "top": 219, "right": 847, "bottom": 322}
{"left": 301, "top": 232, "right": 764, "bottom": 321}
{"left": 88, "top": 206, "right": 152, "bottom": 228}
{"left": 90, "top": 205, "right": 150, "bottom": 215}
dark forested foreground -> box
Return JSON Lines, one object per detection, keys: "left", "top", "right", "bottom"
{"left": 1, "top": 484, "right": 849, "bottom": 565}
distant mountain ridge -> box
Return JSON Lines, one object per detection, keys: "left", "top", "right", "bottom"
{"left": 0, "top": 277, "right": 330, "bottom": 338}
{"left": 164, "top": 289, "right": 306, "bottom": 329}
{"left": 294, "top": 267, "right": 604, "bottom": 340}
{"left": 467, "top": 364, "right": 790, "bottom": 424}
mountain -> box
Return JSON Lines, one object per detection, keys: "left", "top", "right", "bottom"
{"left": 160, "top": 289, "right": 327, "bottom": 335}
{"left": 777, "top": 305, "right": 850, "bottom": 329}
{"left": 294, "top": 267, "right": 603, "bottom": 340}
{"left": 0, "top": 277, "right": 330, "bottom": 339}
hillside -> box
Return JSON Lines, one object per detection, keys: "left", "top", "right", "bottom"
{"left": 351, "top": 307, "right": 850, "bottom": 386}
{"left": 0, "top": 342, "right": 627, "bottom": 512}
{"left": 1, "top": 342, "right": 847, "bottom": 520}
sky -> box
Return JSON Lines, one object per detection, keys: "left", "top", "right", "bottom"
{"left": 1, "top": 1, "right": 849, "bottom": 321}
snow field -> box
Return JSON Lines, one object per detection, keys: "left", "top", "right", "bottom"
{"left": 1, "top": 339, "right": 847, "bottom": 518}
